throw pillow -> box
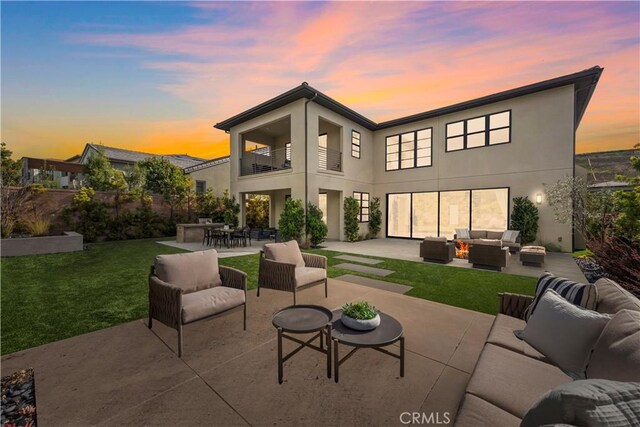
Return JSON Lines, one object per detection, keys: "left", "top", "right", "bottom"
{"left": 264, "top": 240, "right": 305, "bottom": 268}
{"left": 523, "top": 272, "right": 598, "bottom": 321}
{"left": 522, "top": 289, "right": 611, "bottom": 378}
{"left": 521, "top": 379, "right": 640, "bottom": 427}
{"left": 501, "top": 229, "right": 520, "bottom": 243}
{"left": 587, "top": 309, "right": 640, "bottom": 382}
{"left": 455, "top": 228, "right": 470, "bottom": 239}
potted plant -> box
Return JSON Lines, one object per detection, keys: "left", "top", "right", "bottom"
{"left": 340, "top": 301, "right": 380, "bottom": 331}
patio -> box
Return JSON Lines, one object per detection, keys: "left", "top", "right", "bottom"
{"left": 1, "top": 278, "right": 493, "bottom": 426}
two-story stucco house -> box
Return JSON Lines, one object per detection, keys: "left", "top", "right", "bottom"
{"left": 214, "top": 66, "right": 603, "bottom": 252}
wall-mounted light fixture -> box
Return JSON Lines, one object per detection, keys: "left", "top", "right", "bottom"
{"left": 536, "top": 193, "right": 543, "bottom": 204}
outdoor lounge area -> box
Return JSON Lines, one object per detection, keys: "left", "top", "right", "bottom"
{"left": 1, "top": 277, "right": 495, "bottom": 425}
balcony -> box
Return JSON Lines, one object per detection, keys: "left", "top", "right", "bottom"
{"left": 240, "top": 147, "right": 291, "bottom": 176}
{"left": 318, "top": 147, "right": 342, "bottom": 172}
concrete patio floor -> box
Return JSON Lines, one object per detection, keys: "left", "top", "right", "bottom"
{"left": 1, "top": 279, "right": 494, "bottom": 426}
{"left": 323, "top": 238, "right": 587, "bottom": 282}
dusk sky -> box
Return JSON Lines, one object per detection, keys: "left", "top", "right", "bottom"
{"left": 2, "top": 1, "right": 639, "bottom": 161}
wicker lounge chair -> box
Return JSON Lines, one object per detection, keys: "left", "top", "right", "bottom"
{"left": 148, "top": 249, "right": 247, "bottom": 357}
{"left": 257, "top": 240, "right": 327, "bottom": 305}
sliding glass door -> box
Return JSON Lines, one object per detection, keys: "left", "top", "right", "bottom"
{"left": 386, "top": 188, "right": 508, "bottom": 239}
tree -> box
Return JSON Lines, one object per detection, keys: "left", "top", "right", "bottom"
{"left": 222, "top": 190, "right": 240, "bottom": 227}
{"left": 344, "top": 196, "right": 360, "bottom": 242}
{"left": 196, "top": 188, "right": 225, "bottom": 222}
{"left": 368, "top": 196, "right": 382, "bottom": 238}
{"left": 1, "top": 142, "right": 22, "bottom": 187}
{"left": 306, "top": 202, "right": 328, "bottom": 247}
{"left": 613, "top": 144, "right": 640, "bottom": 243}
{"left": 278, "top": 198, "right": 305, "bottom": 242}
{"left": 246, "top": 195, "right": 270, "bottom": 229}
{"left": 138, "top": 157, "right": 192, "bottom": 219}
{"left": 84, "top": 148, "right": 127, "bottom": 192}
{"left": 510, "top": 196, "right": 539, "bottom": 245}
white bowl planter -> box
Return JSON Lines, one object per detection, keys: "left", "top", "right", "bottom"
{"left": 341, "top": 313, "right": 381, "bottom": 331}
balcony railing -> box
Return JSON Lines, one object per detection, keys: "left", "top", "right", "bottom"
{"left": 318, "top": 147, "right": 342, "bottom": 172}
{"left": 240, "top": 148, "right": 291, "bottom": 176}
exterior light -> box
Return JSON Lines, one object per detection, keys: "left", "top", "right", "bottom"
{"left": 536, "top": 193, "right": 543, "bottom": 204}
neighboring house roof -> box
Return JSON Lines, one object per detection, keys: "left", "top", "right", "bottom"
{"left": 184, "top": 155, "right": 230, "bottom": 173}
{"left": 214, "top": 66, "right": 603, "bottom": 132}
{"left": 588, "top": 180, "right": 632, "bottom": 190}
{"left": 80, "top": 144, "right": 207, "bottom": 169}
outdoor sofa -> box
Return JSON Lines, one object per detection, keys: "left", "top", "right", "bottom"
{"left": 148, "top": 249, "right": 247, "bottom": 357}
{"left": 454, "top": 229, "right": 521, "bottom": 253}
{"left": 454, "top": 277, "right": 640, "bottom": 426}
{"left": 420, "top": 236, "right": 455, "bottom": 263}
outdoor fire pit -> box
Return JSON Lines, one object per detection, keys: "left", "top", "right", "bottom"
{"left": 455, "top": 239, "right": 469, "bottom": 259}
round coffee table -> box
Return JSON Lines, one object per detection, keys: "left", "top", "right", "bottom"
{"left": 272, "top": 305, "right": 333, "bottom": 384}
{"left": 331, "top": 310, "right": 405, "bottom": 383}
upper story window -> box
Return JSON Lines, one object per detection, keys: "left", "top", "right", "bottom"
{"left": 385, "top": 128, "right": 432, "bottom": 171}
{"left": 353, "top": 191, "right": 370, "bottom": 222}
{"left": 285, "top": 142, "right": 291, "bottom": 161}
{"left": 446, "top": 110, "right": 511, "bottom": 152}
{"left": 351, "top": 130, "right": 361, "bottom": 158}
{"left": 195, "top": 180, "right": 206, "bottom": 194}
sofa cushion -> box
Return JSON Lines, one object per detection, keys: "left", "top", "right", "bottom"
{"left": 155, "top": 249, "right": 222, "bottom": 293}
{"left": 466, "top": 343, "right": 571, "bottom": 418}
{"left": 181, "top": 286, "right": 245, "bottom": 324}
{"left": 522, "top": 290, "right": 611, "bottom": 378}
{"left": 587, "top": 309, "right": 640, "bottom": 382}
{"left": 523, "top": 272, "right": 598, "bottom": 321}
{"left": 469, "top": 230, "right": 486, "bottom": 239}
{"left": 486, "top": 314, "right": 551, "bottom": 363}
{"left": 474, "top": 238, "right": 501, "bottom": 246}
{"left": 501, "top": 230, "right": 520, "bottom": 243}
{"left": 521, "top": 379, "right": 640, "bottom": 427}
{"left": 595, "top": 278, "right": 640, "bottom": 315}
{"left": 455, "top": 228, "right": 470, "bottom": 239}
{"left": 486, "top": 231, "right": 504, "bottom": 240}
{"left": 294, "top": 267, "right": 326, "bottom": 288}
{"left": 455, "top": 393, "right": 520, "bottom": 427}
{"left": 264, "top": 240, "right": 305, "bottom": 268}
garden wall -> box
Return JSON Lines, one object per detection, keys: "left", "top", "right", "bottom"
{"left": 1, "top": 231, "right": 83, "bottom": 257}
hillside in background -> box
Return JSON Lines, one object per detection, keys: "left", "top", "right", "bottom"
{"left": 576, "top": 149, "right": 638, "bottom": 184}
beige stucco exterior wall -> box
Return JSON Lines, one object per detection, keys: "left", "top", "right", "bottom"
{"left": 372, "top": 85, "right": 576, "bottom": 251}
{"left": 227, "top": 84, "right": 578, "bottom": 250}
{"left": 187, "top": 161, "right": 230, "bottom": 196}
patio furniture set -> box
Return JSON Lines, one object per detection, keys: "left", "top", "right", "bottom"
{"left": 420, "top": 228, "right": 546, "bottom": 271}
{"left": 147, "top": 240, "right": 405, "bottom": 382}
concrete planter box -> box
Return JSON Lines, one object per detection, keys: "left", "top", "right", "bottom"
{"left": 1, "top": 232, "right": 83, "bottom": 257}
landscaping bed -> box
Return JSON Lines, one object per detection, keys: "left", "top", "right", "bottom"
{"left": 1, "top": 368, "right": 37, "bottom": 426}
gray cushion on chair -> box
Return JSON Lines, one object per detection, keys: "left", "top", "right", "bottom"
{"left": 294, "top": 267, "right": 326, "bottom": 287}
{"left": 521, "top": 379, "right": 640, "bottom": 427}
{"left": 264, "top": 240, "right": 305, "bottom": 268}
{"left": 155, "top": 249, "right": 222, "bottom": 293}
{"left": 181, "top": 287, "right": 245, "bottom": 324}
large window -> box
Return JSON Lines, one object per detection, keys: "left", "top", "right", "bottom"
{"left": 386, "top": 188, "right": 509, "bottom": 239}
{"left": 351, "top": 130, "right": 361, "bottom": 158}
{"left": 385, "top": 128, "right": 432, "bottom": 171}
{"left": 318, "top": 133, "right": 327, "bottom": 169}
{"left": 446, "top": 111, "right": 511, "bottom": 152}
{"left": 353, "top": 191, "right": 369, "bottom": 222}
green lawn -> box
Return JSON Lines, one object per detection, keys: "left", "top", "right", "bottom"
{"left": 1, "top": 239, "right": 536, "bottom": 355}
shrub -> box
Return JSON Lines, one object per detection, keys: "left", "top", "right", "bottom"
{"left": 588, "top": 237, "right": 640, "bottom": 297}
{"left": 368, "top": 196, "right": 382, "bottom": 238}
{"left": 306, "top": 202, "right": 328, "bottom": 247}
{"left": 63, "top": 187, "right": 110, "bottom": 242}
{"left": 22, "top": 216, "right": 51, "bottom": 237}
{"left": 343, "top": 196, "right": 360, "bottom": 242}
{"left": 278, "top": 198, "right": 305, "bottom": 242}
{"left": 222, "top": 190, "right": 240, "bottom": 227}
{"left": 510, "top": 196, "right": 539, "bottom": 245}
{"left": 246, "top": 195, "right": 270, "bottom": 229}
{"left": 341, "top": 301, "right": 378, "bottom": 320}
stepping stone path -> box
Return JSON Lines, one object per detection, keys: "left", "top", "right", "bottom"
{"left": 334, "top": 254, "right": 383, "bottom": 265}
{"left": 336, "top": 274, "right": 411, "bottom": 294}
{"left": 334, "top": 263, "right": 394, "bottom": 277}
